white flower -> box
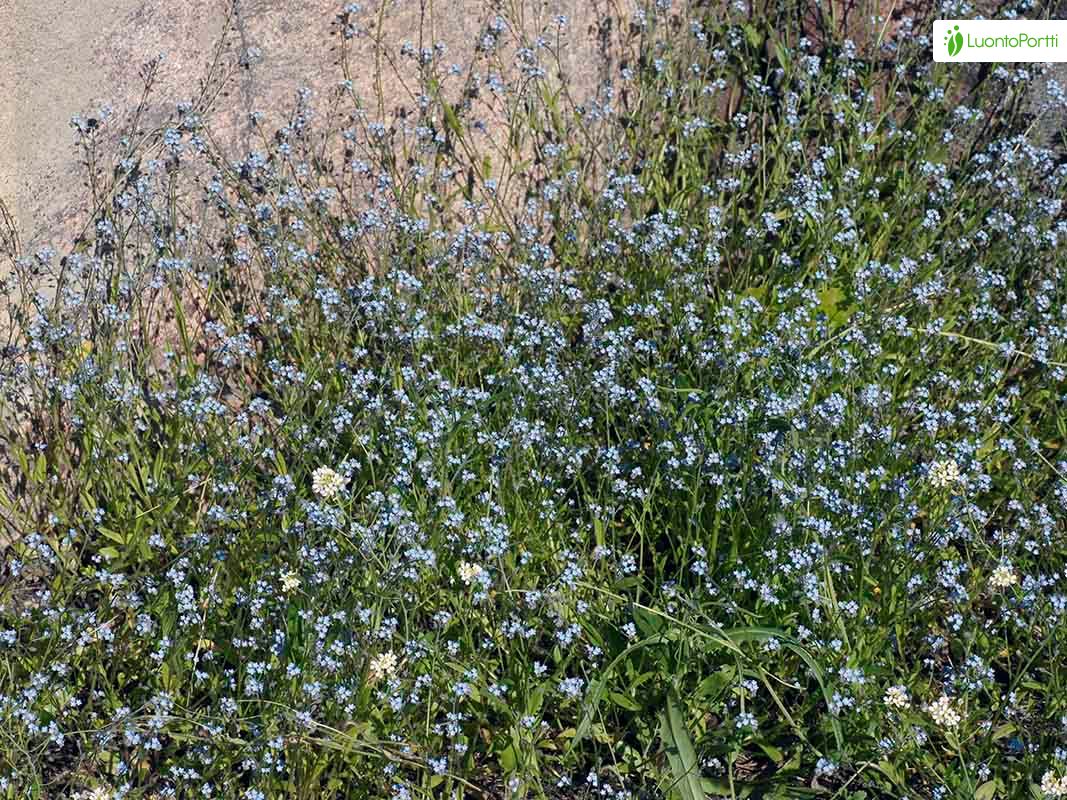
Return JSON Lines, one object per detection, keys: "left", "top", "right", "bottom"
{"left": 280, "top": 570, "right": 301, "bottom": 593}
{"left": 990, "top": 563, "right": 1018, "bottom": 590}
{"left": 924, "top": 694, "right": 961, "bottom": 729}
{"left": 368, "top": 651, "right": 399, "bottom": 683}
{"left": 458, "top": 561, "right": 484, "bottom": 585}
{"left": 929, "top": 459, "right": 961, "bottom": 489}
{"left": 1041, "top": 770, "right": 1067, "bottom": 798}
{"left": 883, "top": 685, "right": 910, "bottom": 710}
{"left": 311, "top": 466, "right": 347, "bottom": 499}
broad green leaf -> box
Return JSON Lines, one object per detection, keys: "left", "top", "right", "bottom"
{"left": 659, "top": 693, "right": 705, "bottom": 800}
{"left": 609, "top": 691, "right": 641, "bottom": 712}
{"left": 992, "top": 723, "right": 1016, "bottom": 741}
{"left": 98, "top": 526, "right": 126, "bottom": 545}
{"left": 633, "top": 606, "right": 665, "bottom": 638}
{"left": 497, "top": 743, "right": 518, "bottom": 772}
{"left": 694, "top": 666, "right": 734, "bottom": 701}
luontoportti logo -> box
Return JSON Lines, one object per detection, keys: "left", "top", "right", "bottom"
{"left": 945, "top": 24, "right": 964, "bottom": 57}
{"left": 937, "top": 21, "right": 1061, "bottom": 61}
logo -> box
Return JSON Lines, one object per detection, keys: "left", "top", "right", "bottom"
{"left": 935, "top": 20, "right": 1067, "bottom": 62}
{"left": 945, "top": 24, "right": 964, "bottom": 57}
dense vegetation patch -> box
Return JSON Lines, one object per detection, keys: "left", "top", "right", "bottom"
{"left": 2, "top": 2, "right": 1067, "bottom": 798}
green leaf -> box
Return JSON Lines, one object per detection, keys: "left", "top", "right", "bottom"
{"left": 991, "top": 722, "right": 1016, "bottom": 740}
{"left": 569, "top": 637, "right": 662, "bottom": 754}
{"left": 153, "top": 447, "right": 165, "bottom": 483}
{"left": 774, "top": 42, "right": 791, "bottom": 71}
{"left": 782, "top": 640, "right": 844, "bottom": 750}
{"left": 701, "top": 778, "right": 737, "bottom": 795}
{"left": 443, "top": 102, "right": 463, "bottom": 138}
{"left": 755, "top": 739, "right": 784, "bottom": 764}
{"left": 98, "top": 527, "right": 126, "bottom": 546}
{"left": 659, "top": 693, "right": 705, "bottom": 800}
{"left": 975, "top": 780, "right": 998, "bottom": 800}
{"left": 872, "top": 761, "right": 906, "bottom": 788}
{"left": 609, "top": 691, "right": 641, "bottom": 711}
{"left": 497, "top": 743, "right": 518, "bottom": 772}
{"left": 525, "top": 684, "right": 545, "bottom": 716}
{"left": 633, "top": 605, "right": 665, "bottom": 638}
{"left": 694, "top": 666, "right": 734, "bottom": 701}
{"left": 816, "top": 285, "right": 856, "bottom": 330}
{"left": 744, "top": 283, "right": 769, "bottom": 304}
{"left": 593, "top": 516, "right": 606, "bottom": 550}
{"left": 742, "top": 23, "right": 761, "bottom": 49}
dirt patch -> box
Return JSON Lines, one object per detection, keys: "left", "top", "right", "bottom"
{"left": 0, "top": 0, "right": 621, "bottom": 259}
{"left": 0, "top": 0, "right": 223, "bottom": 249}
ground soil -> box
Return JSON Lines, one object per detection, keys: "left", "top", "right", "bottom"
{"left": 0, "top": 0, "right": 617, "bottom": 257}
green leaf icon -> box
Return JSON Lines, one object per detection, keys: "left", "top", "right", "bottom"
{"left": 945, "top": 25, "right": 964, "bottom": 57}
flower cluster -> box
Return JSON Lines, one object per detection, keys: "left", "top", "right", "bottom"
{"left": 311, "top": 466, "right": 347, "bottom": 499}
{"left": 883, "top": 686, "right": 910, "bottom": 711}
{"left": 989, "top": 563, "right": 1018, "bottom": 591}
{"left": 1044, "top": 770, "right": 1067, "bottom": 798}
{"left": 925, "top": 695, "right": 962, "bottom": 730}
{"left": 929, "top": 459, "right": 961, "bottom": 489}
